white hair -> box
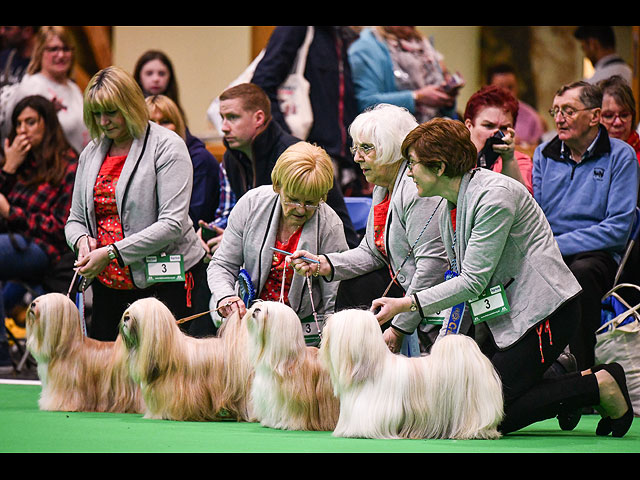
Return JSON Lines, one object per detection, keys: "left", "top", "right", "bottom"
{"left": 348, "top": 103, "right": 419, "bottom": 166}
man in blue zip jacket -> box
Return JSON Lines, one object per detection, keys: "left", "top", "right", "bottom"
{"left": 533, "top": 80, "right": 639, "bottom": 371}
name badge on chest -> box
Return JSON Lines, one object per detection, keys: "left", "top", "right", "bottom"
{"left": 468, "top": 284, "right": 510, "bottom": 323}
{"left": 145, "top": 254, "right": 185, "bottom": 282}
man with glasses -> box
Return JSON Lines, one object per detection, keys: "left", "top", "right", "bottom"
{"left": 532, "top": 81, "right": 639, "bottom": 372}
{"left": 208, "top": 83, "right": 358, "bottom": 253}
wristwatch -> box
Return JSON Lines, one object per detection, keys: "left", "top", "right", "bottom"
{"left": 106, "top": 244, "right": 118, "bottom": 261}
{"left": 409, "top": 296, "right": 418, "bottom": 312}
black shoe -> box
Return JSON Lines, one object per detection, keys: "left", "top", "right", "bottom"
{"left": 592, "top": 363, "right": 634, "bottom": 437}
{"left": 552, "top": 352, "right": 582, "bottom": 431}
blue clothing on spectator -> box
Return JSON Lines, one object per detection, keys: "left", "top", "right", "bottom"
{"left": 533, "top": 125, "right": 639, "bottom": 262}
{"left": 185, "top": 130, "right": 221, "bottom": 226}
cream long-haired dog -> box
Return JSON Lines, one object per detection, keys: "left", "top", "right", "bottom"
{"left": 120, "top": 297, "right": 253, "bottom": 422}
{"left": 25, "top": 292, "right": 144, "bottom": 414}
{"left": 320, "top": 309, "right": 504, "bottom": 440}
{"left": 246, "top": 301, "right": 339, "bottom": 431}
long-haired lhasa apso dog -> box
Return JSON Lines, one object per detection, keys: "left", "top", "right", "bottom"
{"left": 25, "top": 293, "right": 144, "bottom": 414}
{"left": 320, "top": 309, "right": 504, "bottom": 440}
{"left": 120, "top": 297, "right": 253, "bottom": 422}
{"left": 246, "top": 301, "right": 339, "bottom": 431}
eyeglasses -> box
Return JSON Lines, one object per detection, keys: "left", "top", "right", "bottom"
{"left": 601, "top": 111, "right": 632, "bottom": 123}
{"left": 350, "top": 143, "right": 376, "bottom": 156}
{"left": 548, "top": 105, "right": 595, "bottom": 120}
{"left": 44, "top": 46, "right": 73, "bottom": 54}
{"left": 282, "top": 199, "right": 324, "bottom": 211}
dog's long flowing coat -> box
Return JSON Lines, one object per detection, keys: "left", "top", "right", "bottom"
{"left": 26, "top": 293, "right": 144, "bottom": 413}
{"left": 246, "top": 301, "right": 339, "bottom": 431}
{"left": 320, "top": 309, "right": 504, "bottom": 439}
{"left": 120, "top": 297, "right": 253, "bottom": 422}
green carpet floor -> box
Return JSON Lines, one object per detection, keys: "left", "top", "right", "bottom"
{"left": 1, "top": 382, "right": 639, "bottom": 453}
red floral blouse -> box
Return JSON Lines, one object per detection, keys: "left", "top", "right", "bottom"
{"left": 259, "top": 226, "right": 303, "bottom": 305}
{"left": 94, "top": 154, "right": 134, "bottom": 290}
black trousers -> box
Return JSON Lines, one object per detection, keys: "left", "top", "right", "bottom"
{"left": 335, "top": 267, "right": 404, "bottom": 332}
{"left": 481, "top": 295, "right": 600, "bottom": 434}
{"left": 563, "top": 250, "right": 617, "bottom": 371}
{"left": 89, "top": 258, "right": 211, "bottom": 341}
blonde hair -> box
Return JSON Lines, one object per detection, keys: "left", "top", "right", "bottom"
{"left": 145, "top": 94, "right": 186, "bottom": 140}
{"left": 83, "top": 66, "right": 150, "bottom": 142}
{"left": 27, "top": 26, "right": 76, "bottom": 77}
{"left": 271, "top": 142, "right": 334, "bottom": 200}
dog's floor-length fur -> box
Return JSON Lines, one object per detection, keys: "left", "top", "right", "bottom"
{"left": 25, "top": 293, "right": 144, "bottom": 414}
{"left": 246, "top": 301, "right": 339, "bottom": 431}
{"left": 320, "top": 309, "right": 504, "bottom": 440}
{"left": 120, "top": 297, "right": 253, "bottom": 422}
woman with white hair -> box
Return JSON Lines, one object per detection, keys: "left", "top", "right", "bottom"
{"left": 207, "top": 141, "right": 348, "bottom": 346}
{"left": 289, "top": 103, "right": 449, "bottom": 356}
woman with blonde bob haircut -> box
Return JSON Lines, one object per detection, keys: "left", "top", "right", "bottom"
{"left": 65, "top": 66, "right": 208, "bottom": 342}
{"left": 208, "top": 141, "right": 348, "bottom": 346}
{"left": 289, "top": 104, "right": 449, "bottom": 357}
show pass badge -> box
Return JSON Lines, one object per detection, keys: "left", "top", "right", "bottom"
{"left": 145, "top": 253, "right": 185, "bottom": 282}
{"left": 468, "top": 284, "right": 510, "bottom": 324}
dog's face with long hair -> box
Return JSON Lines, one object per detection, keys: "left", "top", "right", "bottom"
{"left": 119, "top": 297, "right": 180, "bottom": 384}
{"left": 26, "top": 292, "right": 83, "bottom": 361}
{"left": 319, "top": 309, "right": 388, "bottom": 392}
{"left": 245, "top": 301, "right": 305, "bottom": 375}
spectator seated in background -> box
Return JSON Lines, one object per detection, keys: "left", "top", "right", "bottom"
{"left": 212, "top": 83, "right": 358, "bottom": 253}
{"left": 0, "top": 94, "right": 78, "bottom": 373}
{"left": 463, "top": 85, "right": 533, "bottom": 194}
{"left": 533, "top": 80, "right": 639, "bottom": 371}
{"left": 134, "top": 49, "right": 184, "bottom": 113}
{"left": 0, "top": 26, "right": 88, "bottom": 156}
{"left": 0, "top": 26, "right": 39, "bottom": 88}
{"left": 487, "top": 63, "right": 546, "bottom": 149}
{"left": 597, "top": 75, "right": 640, "bottom": 164}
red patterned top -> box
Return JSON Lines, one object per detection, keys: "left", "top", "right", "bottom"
{"left": 627, "top": 131, "right": 640, "bottom": 165}
{"left": 94, "top": 154, "right": 134, "bottom": 290}
{"left": 373, "top": 193, "right": 391, "bottom": 257}
{"left": 259, "top": 226, "right": 303, "bottom": 305}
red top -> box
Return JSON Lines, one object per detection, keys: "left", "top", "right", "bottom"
{"left": 373, "top": 193, "right": 391, "bottom": 257}
{"left": 259, "top": 226, "right": 303, "bottom": 305}
{"left": 627, "top": 131, "right": 640, "bottom": 165}
{"left": 94, "top": 154, "right": 134, "bottom": 290}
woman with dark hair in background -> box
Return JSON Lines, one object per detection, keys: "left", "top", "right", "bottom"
{"left": 0, "top": 94, "right": 77, "bottom": 373}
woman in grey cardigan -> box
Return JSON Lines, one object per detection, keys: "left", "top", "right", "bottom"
{"left": 207, "top": 141, "right": 348, "bottom": 346}
{"left": 373, "top": 118, "right": 634, "bottom": 437}
{"left": 289, "top": 104, "right": 449, "bottom": 357}
{"left": 65, "top": 66, "right": 207, "bottom": 341}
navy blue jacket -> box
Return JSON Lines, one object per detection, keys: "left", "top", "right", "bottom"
{"left": 251, "top": 26, "right": 358, "bottom": 163}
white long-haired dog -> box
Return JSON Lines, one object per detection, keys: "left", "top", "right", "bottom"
{"left": 25, "top": 292, "right": 144, "bottom": 414}
{"left": 246, "top": 301, "right": 340, "bottom": 431}
{"left": 120, "top": 297, "right": 253, "bottom": 422}
{"left": 320, "top": 309, "right": 504, "bottom": 439}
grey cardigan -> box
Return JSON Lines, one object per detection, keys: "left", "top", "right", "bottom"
{"left": 326, "top": 161, "right": 449, "bottom": 334}
{"left": 414, "top": 168, "right": 582, "bottom": 349}
{"left": 207, "top": 185, "right": 349, "bottom": 324}
{"left": 65, "top": 121, "right": 205, "bottom": 289}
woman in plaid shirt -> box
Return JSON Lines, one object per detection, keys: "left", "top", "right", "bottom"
{"left": 0, "top": 94, "right": 77, "bottom": 371}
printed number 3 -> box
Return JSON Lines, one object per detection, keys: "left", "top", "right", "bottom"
{"left": 484, "top": 298, "right": 491, "bottom": 309}
{"left": 161, "top": 263, "right": 167, "bottom": 273}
